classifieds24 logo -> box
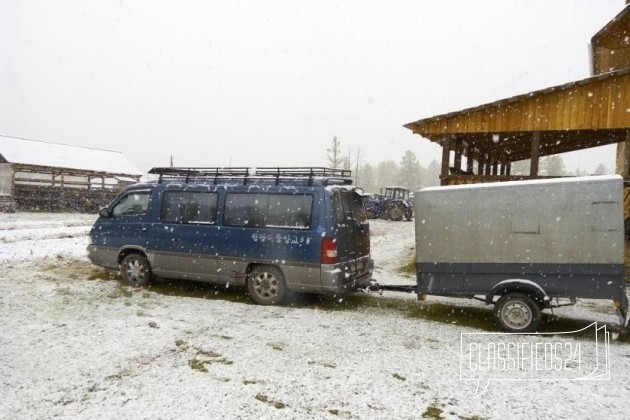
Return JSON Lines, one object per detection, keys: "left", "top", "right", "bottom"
{"left": 460, "top": 322, "right": 610, "bottom": 397}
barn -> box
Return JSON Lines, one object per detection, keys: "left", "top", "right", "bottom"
{"left": 0, "top": 135, "right": 142, "bottom": 212}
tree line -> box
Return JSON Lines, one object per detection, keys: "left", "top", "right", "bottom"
{"left": 327, "top": 136, "right": 440, "bottom": 194}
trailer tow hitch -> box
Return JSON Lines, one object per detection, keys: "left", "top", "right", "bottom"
{"left": 358, "top": 280, "right": 416, "bottom": 295}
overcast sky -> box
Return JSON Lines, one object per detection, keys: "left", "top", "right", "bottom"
{"left": 0, "top": 0, "right": 624, "bottom": 173}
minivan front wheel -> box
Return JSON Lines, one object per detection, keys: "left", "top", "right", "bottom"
{"left": 121, "top": 253, "right": 152, "bottom": 287}
{"left": 248, "top": 265, "right": 286, "bottom": 305}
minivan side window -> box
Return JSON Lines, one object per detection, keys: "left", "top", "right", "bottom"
{"left": 111, "top": 191, "right": 151, "bottom": 217}
{"left": 161, "top": 191, "right": 218, "bottom": 224}
{"left": 224, "top": 193, "right": 313, "bottom": 229}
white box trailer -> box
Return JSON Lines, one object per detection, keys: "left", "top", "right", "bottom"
{"left": 413, "top": 175, "right": 627, "bottom": 332}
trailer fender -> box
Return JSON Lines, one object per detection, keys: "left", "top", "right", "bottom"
{"left": 486, "top": 279, "right": 550, "bottom": 307}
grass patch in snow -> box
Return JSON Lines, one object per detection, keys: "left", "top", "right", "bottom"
{"left": 398, "top": 257, "right": 416, "bottom": 274}
{"left": 255, "top": 394, "right": 286, "bottom": 409}
{"left": 308, "top": 360, "right": 336, "bottom": 369}
{"left": 407, "top": 303, "right": 496, "bottom": 331}
{"left": 188, "top": 348, "right": 233, "bottom": 373}
{"left": 149, "top": 278, "right": 249, "bottom": 303}
{"left": 88, "top": 268, "right": 120, "bottom": 281}
{"left": 267, "top": 342, "right": 286, "bottom": 351}
{"left": 107, "top": 285, "right": 133, "bottom": 299}
{"left": 422, "top": 403, "right": 444, "bottom": 419}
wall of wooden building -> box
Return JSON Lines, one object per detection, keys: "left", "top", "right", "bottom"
{"left": 12, "top": 184, "right": 121, "bottom": 213}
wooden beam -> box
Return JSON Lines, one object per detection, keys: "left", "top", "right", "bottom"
{"left": 530, "top": 131, "right": 541, "bottom": 176}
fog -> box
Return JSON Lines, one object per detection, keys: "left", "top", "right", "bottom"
{"left": 0, "top": 0, "right": 622, "bottom": 173}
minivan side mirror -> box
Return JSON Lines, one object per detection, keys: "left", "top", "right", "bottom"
{"left": 98, "top": 207, "right": 111, "bottom": 218}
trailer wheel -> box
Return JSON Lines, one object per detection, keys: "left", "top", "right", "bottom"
{"left": 494, "top": 293, "right": 541, "bottom": 333}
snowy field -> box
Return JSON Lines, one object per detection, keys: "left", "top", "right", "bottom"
{"left": 1, "top": 213, "right": 629, "bottom": 419}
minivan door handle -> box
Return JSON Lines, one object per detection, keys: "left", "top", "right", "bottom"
{"left": 137, "top": 227, "right": 147, "bottom": 232}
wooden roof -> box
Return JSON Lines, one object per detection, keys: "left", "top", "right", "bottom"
{"left": 591, "top": 5, "right": 629, "bottom": 49}
{"left": 404, "top": 68, "right": 629, "bottom": 162}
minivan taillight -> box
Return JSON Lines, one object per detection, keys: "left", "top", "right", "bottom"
{"left": 321, "top": 237, "right": 339, "bottom": 264}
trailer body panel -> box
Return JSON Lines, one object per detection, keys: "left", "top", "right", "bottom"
{"left": 414, "top": 175, "right": 626, "bottom": 306}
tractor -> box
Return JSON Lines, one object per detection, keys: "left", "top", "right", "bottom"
{"left": 364, "top": 187, "right": 413, "bottom": 221}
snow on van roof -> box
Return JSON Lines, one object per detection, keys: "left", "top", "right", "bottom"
{"left": 0, "top": 135, "right": 143, "bottom": 176}
{"left": 418, "top": 174, "right": 621, "bottom": 193}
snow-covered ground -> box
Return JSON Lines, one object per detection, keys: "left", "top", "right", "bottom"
{"left": 1, "top": 213, "right": 629, "bottom": 419}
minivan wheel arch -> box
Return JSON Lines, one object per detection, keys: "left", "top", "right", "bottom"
{"left": 117, "top": 247, "right": 149, "bottom": 265}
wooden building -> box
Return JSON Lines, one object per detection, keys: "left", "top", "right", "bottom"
{"left": 0, "top": 135, "right": 142, "bottom": 212}
{"left": 404, "top": 4, "right": 630, "bottom": 187}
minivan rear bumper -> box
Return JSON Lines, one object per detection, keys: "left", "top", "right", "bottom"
{"left": 321, "top": 255, "right": 373, "bottom": 292}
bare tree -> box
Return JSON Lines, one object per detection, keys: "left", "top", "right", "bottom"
{"left": 326, "top": 136, "right": 342, "bottom": 169}
{"left": 593, "top": 163, "right": 610, "bottom": 175}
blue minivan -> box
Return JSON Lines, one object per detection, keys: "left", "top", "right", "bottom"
{"left": 87, "top": 167, "right": 373, "bottom": 304}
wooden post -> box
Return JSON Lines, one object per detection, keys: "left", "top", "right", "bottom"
{"left": 492, "top": 161, "right": 499, "bottom": 176}
{"left": 530, "top": 131, "right": 540, "bottom": 177}
{"left": 616, "top": 130, "right": 630, "bottom": 177}
{"left": 506, "top": 162, "right": 512, "bottom": 176}
{"left": 466, "top": 142, "right": 474, "bottom": 174}
{"left": 500, "top": 163, "right": 506, "bottom": 176}
{"left": 478, "top": 151, "right": 485, "bottom": 176}
{"left": 454, "top": 138, "right": 463, "bottom": 172}
{"left": 440, "top": 138, "right": 451, "bottom": 178}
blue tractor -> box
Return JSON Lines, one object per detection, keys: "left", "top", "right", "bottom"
{"left": 364, "top": 187, "right": 413, "bottom": 221}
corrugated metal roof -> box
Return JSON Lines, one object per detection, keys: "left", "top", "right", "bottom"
{"left": 0, "top": 135, "right": 143, "bottom": 176}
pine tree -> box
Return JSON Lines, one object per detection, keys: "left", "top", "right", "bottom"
{"left": 398, "top": 150, "right": 423, "bottom": 190}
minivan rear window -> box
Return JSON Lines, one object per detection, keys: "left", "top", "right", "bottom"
{"left": 224, "top": 193, "right": 312, "bottom": 229}
{"left": 332, "top": 190, "right": 366, "bottom": 225}
{"left": 161, "top": 191, "right": 218, "bottom": 224}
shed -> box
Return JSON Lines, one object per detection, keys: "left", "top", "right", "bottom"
{"left": 0, "top": 135, "right": 142, "bottom": 212}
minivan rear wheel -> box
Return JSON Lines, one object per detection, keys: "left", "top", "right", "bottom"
{"left": 248, "top": 265, "right": 286, "bottom": 305}
{"left": 121, "top": 253, "right": 152, "bottom": 287}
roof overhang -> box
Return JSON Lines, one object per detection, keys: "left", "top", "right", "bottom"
{"left": 404, "top": 68, "right": 630, "bottom": 162}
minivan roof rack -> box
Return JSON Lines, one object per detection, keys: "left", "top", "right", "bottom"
{"left": 148, "top": 167, "right": 353, "bottom": 186}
